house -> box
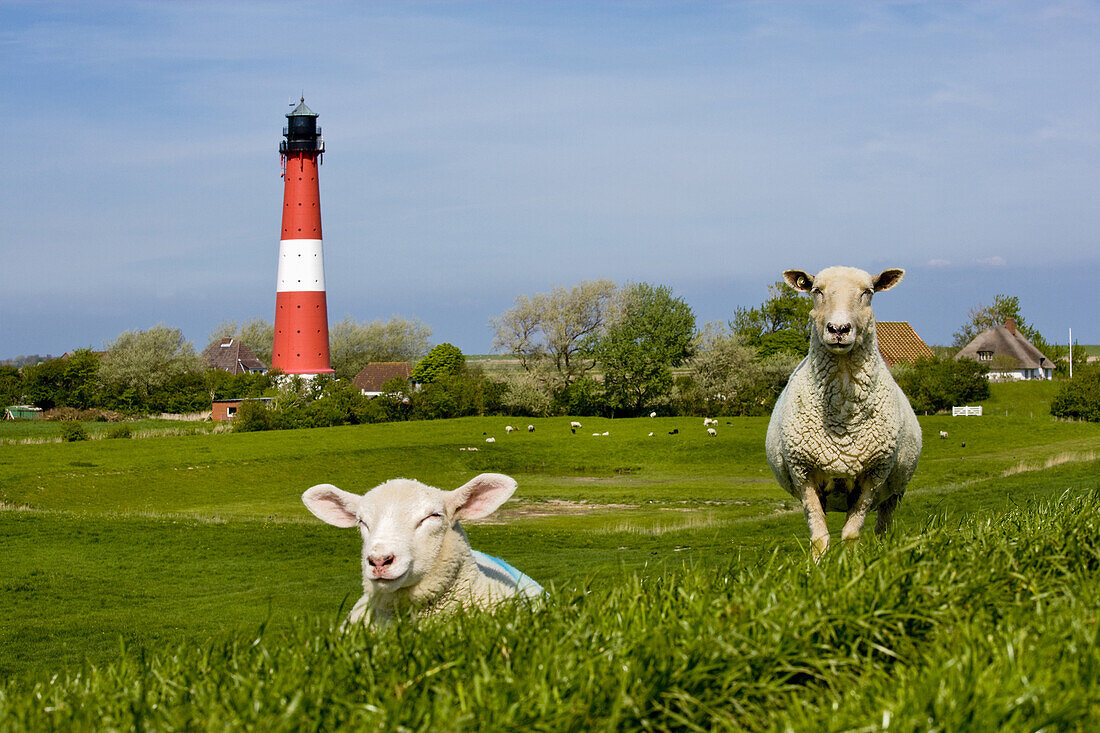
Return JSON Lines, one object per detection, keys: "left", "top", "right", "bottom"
{"left": 353, "top": 362, "right": 413, "bottom": 397}
{"left": 876, "top": 321, "right": 935, "bottom": 367}
{"left": 211, "top": 397, "right": 275, "bottom": 421}
{"left": 955, "top": 318, "right": 1054, "bottom": 381}
{"left": 202, "top": 339, "right": 268, "bottom": 375}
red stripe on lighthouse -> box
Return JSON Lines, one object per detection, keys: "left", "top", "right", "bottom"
{"left": 281, "top": 155, "right": 323, "bottom": 238}
{"left": 272, "top": 291, "right": 332, "bottom": 373}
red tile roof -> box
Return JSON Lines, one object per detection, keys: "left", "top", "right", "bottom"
{"left": 876, "top": 321, "right": 935, "bottom": 367}
{"left": 353, "top": 362, "right": 412, "bottom": 393}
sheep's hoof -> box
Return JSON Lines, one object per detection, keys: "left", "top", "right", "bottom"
{"left": 811, "top": 536, "right": 829, "bottom": 561}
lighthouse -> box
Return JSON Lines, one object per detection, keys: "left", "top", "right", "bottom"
{"left": 271, "top": 98, "right": 334, "bottom": 375}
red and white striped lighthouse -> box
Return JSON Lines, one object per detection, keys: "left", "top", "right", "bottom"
{"left": 271, "top": 98, "right": 334, "bottom": 375}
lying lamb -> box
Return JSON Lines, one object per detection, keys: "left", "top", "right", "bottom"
{"left": 765, "top": 266, "right": 922, "bottom": 557}
{"left": 302, "top": 472, "right": 543, "bottom": 625}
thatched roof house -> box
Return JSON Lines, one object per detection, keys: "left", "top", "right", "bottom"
{"left": 954, "top": 318, "right": 1054, "bottom": 380}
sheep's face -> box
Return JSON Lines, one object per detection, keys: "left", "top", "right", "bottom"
{"left": 784, "top": 266, "right": 904, "bottom": 355}
{"left": 302, "top": 473, "right": 518, "bottom": 594}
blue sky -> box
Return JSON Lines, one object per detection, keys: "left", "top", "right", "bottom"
{"left": 3, "top": 1, "right": 1099, "bottom": 358}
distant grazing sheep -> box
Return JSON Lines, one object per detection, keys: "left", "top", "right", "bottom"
{"left": 570, "top": 421, "right": 582, "bottom": 429}
{"left": 765, "top": 266, "right": 922, "bottom": 558}
{"left": 939, "top": 431, "right": 948, "bottom": 439}
{"left": 302, "top": 473, "right": 543, "bottom": 626}
{"left": 527, "top": 425, "right": 535, "bottom": 432}
{"left": 485, "top": 437, "right": 496, "bottom": 443}
{"left": 650, "top": 412, "right": 657, "bottom": 418}
{"left": 703, "top": 418, "right": 717, "bottom": 426}
{"left": 707, "top": 428, "right": 717, "bottom": 436}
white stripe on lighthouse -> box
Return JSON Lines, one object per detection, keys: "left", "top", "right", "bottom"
{"left": 276, "top": 239, "right": 326, "bottom": 292}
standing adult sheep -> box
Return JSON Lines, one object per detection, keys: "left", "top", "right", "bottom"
{"left": 765, "top": 266, "right": 922, "bottom": 557}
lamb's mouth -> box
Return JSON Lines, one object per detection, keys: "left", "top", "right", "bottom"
{"left": 371, "top": 569, "right": 410, "bottom": 585}
{"left": 824, "top": 339, "right": 854, "bottom": 354}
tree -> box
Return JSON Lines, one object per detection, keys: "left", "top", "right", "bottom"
{"left": 730, "top": 282, "right": 812, "bottom": 358}
{"left": 21, "top": 358, "right": 67, "bottom": 409}
{"left": 411, "top": 343, "right": 465, "bottom": 383}
{"left": 99, "top": 325, "right": 204, "bottom": 410}
{"left": 491, "top": 279, "right": 618, "bottom": 390}
{"left": 693, "top": 324, "right": 802, "bottom": 416}
{"left": 952, "top": 294, "right": 1050, "bottom": 353}
{"left": 206, "top": 319, "right": 275, "bottom": 366}
{"left": 0, "top": 365, "right": 22, "bottom": 406}
{"left": 20, "top": 350, "right": 102, "bottom": 410}
{"left": 597, "top": 283, "right": 696, "bottom": 415}
{"left": 329, "top": 316, "right": 432, "bottom": 380}
{"left": 60, "top": 349, "right": 102, "bottom": 409}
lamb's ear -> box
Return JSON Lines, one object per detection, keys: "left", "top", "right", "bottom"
{"left": 873, "top": 268, "right": 905, "bottom": 292}
{"left": 446, "top": 473, "right": 517, "bottom": 521}
{"left": 783, "top": 270, "right": 814, "bottom": 292}
{"left": 302, "top": 484, "right": 361, "bottom": 528}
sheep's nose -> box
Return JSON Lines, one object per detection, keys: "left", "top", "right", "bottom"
{"left": 826, "top": 322, "right": 851, "bottom": 337}
{"left": 368, "top": 553, "right": 395, "bottom": 569}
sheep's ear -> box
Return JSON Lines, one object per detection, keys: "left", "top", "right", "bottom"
{"left": 873, "top": 268, "right": 905, "bottom": 292}
{"left": 784, "top": 270, "right": 814, "bottom": 292}
{"left": 302, "top": 484, "right": 361, "bottom": 528}
{"left": 447, "top": 473, "right": 517, "bottom": 521}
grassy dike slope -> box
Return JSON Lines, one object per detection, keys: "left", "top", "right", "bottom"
{"left": 2, "top": 488, "right": 1099, "bottom": 730}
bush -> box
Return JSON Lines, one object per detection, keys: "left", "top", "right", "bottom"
{"left": 106, "top": 424, "right": 133, "bottom": 439}
{"left": 500, "top": 373, "right": 552, "bottom": 417}
{"left": 234, "top": 400, "right": 275, "bottom": 432}
{"left": 894, "top": 355, "right": 990, "bottom": 414}
{"left": 551, "top": 377, "right": 604, "bottom": 416}
{"left": 1050, "top": 365, "right": 1100, "bottom": 421}
{"left": 59, "top": 422, "right": 89, "bottom": 442}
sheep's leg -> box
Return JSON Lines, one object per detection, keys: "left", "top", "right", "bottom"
{"left": 874, "top": 494, "right": 899, "bottom": 535}
{"left": 800, "top": 487, "right": 830, "bottom": 560}
{"left": 342, "top": 594, "right": 371, "bottom": 629}
{"left": 840, "top": 488, "right": 878, "bottom": 545}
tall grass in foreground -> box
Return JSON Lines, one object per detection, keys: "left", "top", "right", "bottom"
{"left": 3, "top": 491, "right": 1099, "bottom": 731}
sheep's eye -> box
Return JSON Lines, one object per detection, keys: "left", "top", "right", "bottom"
{"left": 810, "top": 287, "right": 823, "bottom": 297}
{"left": 862, "top": 289, "right": 873, "bottom": 300}
{"left": 418, "top": 512, "right": 443, "bottom": 527}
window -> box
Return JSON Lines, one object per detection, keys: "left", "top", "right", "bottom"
{"left": 978, "top": 351, "right": 993, "bottom": 362}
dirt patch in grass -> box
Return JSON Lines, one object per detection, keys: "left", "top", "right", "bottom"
{"left": 470, "top": 499, "right": 639, "bottom": 524}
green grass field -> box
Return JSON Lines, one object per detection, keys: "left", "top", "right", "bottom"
{"left": 2, "top": 382, "right": 1100, "bottom": 729}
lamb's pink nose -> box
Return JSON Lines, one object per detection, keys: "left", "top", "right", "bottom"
{"left": 368, "top": 553, "right": 395, "bottom": 570}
